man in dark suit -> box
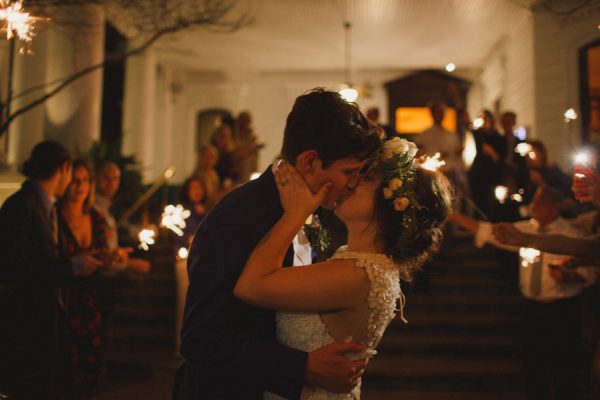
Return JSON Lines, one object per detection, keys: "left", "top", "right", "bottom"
{"left": 0, "top": 141, "right": 101, "bottom": 399}
{"left": 174, "top": 89, "right": 383, "bottom": 399}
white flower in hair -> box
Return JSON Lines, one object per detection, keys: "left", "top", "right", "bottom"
{"left": 388, "top": 178, "right": 404, "bottom": 191}
{"left": 383, "top": 137, "right": 417, "bottom": 159}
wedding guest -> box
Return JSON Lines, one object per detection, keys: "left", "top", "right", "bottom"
{"left": 499, "top": 111, "right": 529, "bottom": 190}
{"left": 58, "top": 159, "right": 113, "bottom": 399}
{"left": 467, "top": 109, "right": 506, "bottom": 220}
{"left": 366, "top": 106, "right": 392, "bottom": 139}
{"left": 193, "top": 144, "right": 223, "bottom": 208}
{"left": 235, "top": 111, "right": 264, "bottom": 182}
{"left": 525, "top": 140, "right": 576, "bottom": 213}
{"left": 414, "top": 100, "right": 465, "bottom": 190}
{"left": 95, "top": 161, "right": 150, "bottom": 274}
{"left": 0, "top": 141, "right": 101, "bottom": 399}
{"left": 451, "top": 185, "right": 595, "bottom": 400}
{"left": 212, "top": 123, "right": 240, "bottom": 184}
{"left": 177, "top": 177, "right": 207, "bottom": 248}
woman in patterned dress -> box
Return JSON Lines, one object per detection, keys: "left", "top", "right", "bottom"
{"left": 58, "top": 159, "right": 114, "bottom": 399}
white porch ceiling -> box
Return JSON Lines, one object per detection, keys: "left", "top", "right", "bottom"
{"left": 149, "top": 0, "right": 531, "bottom": 73}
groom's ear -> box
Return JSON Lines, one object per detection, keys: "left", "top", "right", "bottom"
{"left": 295, "top": 150, "right": 321, "bottom": 175}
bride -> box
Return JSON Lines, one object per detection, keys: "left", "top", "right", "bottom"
{"left": 234, "top": 138, "right": 453, "bottom": 399}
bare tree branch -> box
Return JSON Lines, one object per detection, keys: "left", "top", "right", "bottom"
{"left": 1, "top": 0, "right": 250, "bottom": 138}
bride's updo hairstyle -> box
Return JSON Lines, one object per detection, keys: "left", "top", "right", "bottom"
{"left": 372, "top": 138, "right": 452, "bottom": 280}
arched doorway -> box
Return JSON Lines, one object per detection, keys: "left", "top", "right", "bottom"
{"left": 196, "top": 108, "right": 232, "bottom": 149}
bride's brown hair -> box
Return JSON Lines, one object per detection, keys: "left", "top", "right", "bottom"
{"left": 373, "top": 167, "right": 453, "bottom": 281}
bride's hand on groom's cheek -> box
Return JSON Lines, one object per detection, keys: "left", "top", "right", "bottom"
{"left": 275, "top": 162, "right": 332, "bottom": 218}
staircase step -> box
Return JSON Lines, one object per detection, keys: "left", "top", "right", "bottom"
{"left": 366, "top": 354, "right": 522, "bottom": 379}
{"left": 377, "top": 331, "right": 521, "bottom": 355}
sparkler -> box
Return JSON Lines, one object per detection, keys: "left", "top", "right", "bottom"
{"left": 138, "top": 228, "right": 156, "bottom": 251}
{"left": 494, "top": 186, "right": 509, "bottom": 204}
{"left": 472, "top": 117, "right": 484, "bottom": 130}
{"left": 564, "top": 108, "right": 578, "bottom": 123}
{"left": 574, "top": 151, "right": 591, "bottom": 167}
{"left": 514, "top": 143, "right": 533, "bottom": 157}
{"left": 519, "top": 247, "right": 541, "bottom": 268}
{"left": 420, "top": 152, "right": 446, "bottom": 172}
{"left": 161, "top": 204, "right": 191, "bottom": 236}
{"left": 0, "top": 0, "right": 47, "bottom": 50}
{"left": 177, "top": 247, "right": 189, "bottom": 260}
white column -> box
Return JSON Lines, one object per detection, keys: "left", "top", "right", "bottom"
{"left": 44, "top": 4, "right": 105, "bottom": 152}
{"left": 6, "top": 26, "right": 48, "bottom": 165}
{"left": 122, "top": 48, "right": 156, "bottom": 182}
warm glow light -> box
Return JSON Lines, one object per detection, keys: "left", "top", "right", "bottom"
{"left": 177, "top": 247, "right": 189, "bottom": 260}
{"left": 473, "top": 117, "right": 484, "bottom": 129}
{"left": 396, "top": 107, "right": 457, "bottom": 134}
{"left": 564, "top": 108, "right": 578, "bottom": 122}
{"left": 519, "top": 247, "right": 541, "bottom": 268}
{"left": 495, "top": 186, "right": 509, "bottom": 204}
{"left": 463, "top": 131, "right": 476, "bottom": 168}
{"left": 445, "top": 63, "right": 456, "bottom": 72}
{"left": 574, "top": 151, "right": 590, "bottom": 166}
{"left": 0, "top": 0, "right": 45, "bottom": 43}
{"left": 515, "top": 143, "right": 533, "bottom": 157}
{"left": 511, "top": 193, "right": 523, "bottom": 203}
{"left": 339, "top": 86, "right": 358, "bottom": 102}
{"left": 138, "top": 228, "right": 156, "bottom": 251}
{"left": 161, "top": 204, "right": 191, "bottom": 236}
{"left": 249, "top": 172, "right": 261, "bottom": 180}
{"left": 420, "top": 152, "right": 446, "bottom": 171}
{"left": 163, "top": 166, "right": 176, "bottom": 180}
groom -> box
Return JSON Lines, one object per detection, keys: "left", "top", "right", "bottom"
{"left": 173, "top": 89, "right": 382, "bottom": 399}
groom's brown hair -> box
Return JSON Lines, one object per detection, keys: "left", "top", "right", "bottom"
{"left": 281, "top": 88, "right": 382, "bottom": 168}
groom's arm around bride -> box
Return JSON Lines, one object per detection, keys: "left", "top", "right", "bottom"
{"left": 173, "top": 167, "right": 365, "bottom": 400}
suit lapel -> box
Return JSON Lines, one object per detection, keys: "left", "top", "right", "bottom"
{"left": 255, "top": 166, "right": 295, "bottom": 266}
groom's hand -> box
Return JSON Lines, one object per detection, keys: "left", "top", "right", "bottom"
{"left": 305, "top": 341, "right": 367, "bottom": 393}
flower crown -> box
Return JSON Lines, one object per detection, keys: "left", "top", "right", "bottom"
{"left": 380, "top": 138, "right": 419, "bottom": 216}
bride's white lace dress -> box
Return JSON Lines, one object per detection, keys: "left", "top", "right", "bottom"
{"left": 264, "top": 246, "right": 405, "bottom": 400}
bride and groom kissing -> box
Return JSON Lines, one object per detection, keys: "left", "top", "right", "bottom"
{"left": 173, "top": 88, "right": 452, "bottom": 400}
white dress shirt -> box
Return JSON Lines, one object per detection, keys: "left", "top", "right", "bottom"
{"left": 475, "top": 217, "right": 597, "bottom": 302}
{"left": 292, "top": 228, "right": 313, "bottom": 266}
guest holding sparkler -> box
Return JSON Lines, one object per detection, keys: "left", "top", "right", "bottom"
{"left": 58, "top": 159, "right": 115, "bottom": 399}
{"left": 499, "top": 111, "right": 529, "bottom": 191}
{"left": 177, "top": 176, "right": 207, "bottom": 248}
{"left": 0, "top": 142, "right": 102, "bottom": 399}
{"left": 450, "top": 185, "right": 596, "bottom": 400}
{"left": 467, "top": 110, "right": 507, "bottom": 220}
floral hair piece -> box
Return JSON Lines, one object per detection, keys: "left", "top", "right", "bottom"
{"left": 381, "top": 137, "right": 419, "bottom": 211}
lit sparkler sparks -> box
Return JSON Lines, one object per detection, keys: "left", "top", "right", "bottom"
{"left": 138, "top": 228, "right": 156, "bottom": 251}
{"left": 494, "top": 186, "right": 509, "bottom": 204}
{"left": 574, "top": 151, "right": 591, "bottom": 167}
{"left": 564, "top": 108, "right": 578, "bottom": 122}
{"left": 514, "top": 143, "right": 532, "bottom": 157}
{"left": 161, "top": 204, "right": 191, "bottom": 236}
{"left": 0, "top": 1, "right": 46, "bottom": 44}
{"left": 519, "top": 247, "right": 541, "bottom": 268}
{"left": 472, "top": 117, "right": 484, "bottom": 129}
{"left": 177, "top": 247, "right": 189, "bottom": 260}
{"left": 420, "top": 152, "right": 446, "bottom": 172}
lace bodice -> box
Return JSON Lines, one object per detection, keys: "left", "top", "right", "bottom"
{"left": 264, "top": 247, "right": 404, "bottom": 400}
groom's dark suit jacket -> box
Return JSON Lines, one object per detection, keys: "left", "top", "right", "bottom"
{"left": 174, "top": 167, "right": 307, "bottom": 400}
{"left": 0, "top": 180, "right": 73, "bottom": 399}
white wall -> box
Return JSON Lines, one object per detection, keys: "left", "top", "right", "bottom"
{"left": 141, "top": 67, "right": 413, "bottom": 183}
{"left": 470, "top": 11, "right": 535, "bottom": 136}
{"left": 533, "top": 12, "right": 600, "bottom": 170}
